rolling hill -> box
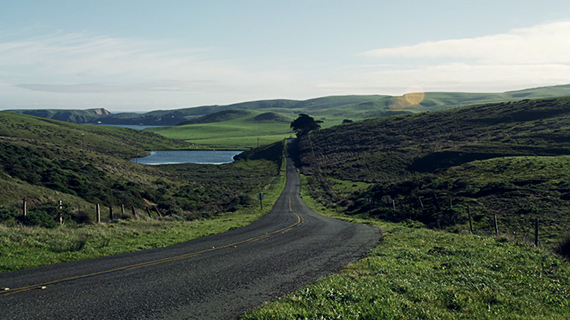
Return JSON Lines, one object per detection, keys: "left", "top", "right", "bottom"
{"left": 5, "top": 84, "right": 570, "bottom": 126}
{"left": 146, "top": 109, "right": 297, "bottom": 149}
{"left": 293, "top": 96, "right": 570, "bottom": 247}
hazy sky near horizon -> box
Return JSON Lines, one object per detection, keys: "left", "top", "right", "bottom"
{"left": 2, "top": 0, "right": 570, "bottom": 111}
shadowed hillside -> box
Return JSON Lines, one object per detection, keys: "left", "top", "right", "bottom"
{"left": 295, "top": 97, "right": 570, "bottom": 246}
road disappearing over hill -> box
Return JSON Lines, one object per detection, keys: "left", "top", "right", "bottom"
{"left": 0, "top": 142, "right": 380, "bottom": 319}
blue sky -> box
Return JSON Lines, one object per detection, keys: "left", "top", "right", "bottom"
{"left": 1, "top": 0, "right": 570, "bottom": 111}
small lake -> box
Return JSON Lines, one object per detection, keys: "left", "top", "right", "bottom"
{"left": 87, "top": 123, "right": 165, "bottom": 130}
{"left": 131, "top": 150, "right": 243, "bottom": 165}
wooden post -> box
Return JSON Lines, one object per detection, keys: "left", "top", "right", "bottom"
{"left": 121, "top": 204, "right": 125, "bottom": 216}
{"left": 534, "top": 218, "right": 539, "bottom": 247}
{"left": 96, "top": 204, "right": 101, "bottom": 223}
{"left": 468, "top": 206, "right": 473, "bottom": 234}
{"left": 131, "top": 206, "right": 136, "bottom": 218}
{"left": 109, "top": 206, "right": 113, "bottom": 220}
{"left": 22, "top": 198, "right": 27, "bottom": 217}
{"left": 494, "top": 215, "right": 499, "bottom": 236}
{"left": 432, "top": 193, "right": 441, "bottom": 212}
{"left": 58, "top": 200, "right": 63, "bottom": 225}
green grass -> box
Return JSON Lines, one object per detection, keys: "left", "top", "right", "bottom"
{"left": 241, "top": 178, "right": 570, "bottom": 319}
{"left": 242, "top": 223, "right": 570, "bottom": 319}
{"left": 146, "top": 110, "right": 296, "bottom": 148}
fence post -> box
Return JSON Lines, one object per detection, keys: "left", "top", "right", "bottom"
{"left": 468, "top": 205, "right": 473, "bottom": 234}
{"left": 131, "top": 206, "right": 136, "bottom": 218}
{"left": 96, "top": 204, "right": 101, "bottom": 223}
{"left": 494, "top": 215, "right": 499, "bottom": 236}
{"left": 121, "top": 204, "right": 125, "bottom": 216}
{"left": 58, "top": 200, "right": 63, "bottom": 225}
{"left": 534, "top": 218, "right": 539, "bottom": 247}
{"left": 109, "top": 206, "right": 113, "bottom": 221}
{"left": 22, "top": 198, "right": 27, "bottom": 217}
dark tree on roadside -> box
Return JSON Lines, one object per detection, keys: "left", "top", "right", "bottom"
{"left": 290, "top": 114, "right": 323, "bottom": 137}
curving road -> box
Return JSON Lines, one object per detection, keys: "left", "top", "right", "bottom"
{"left": 0, "top": 142, "right": 380, "bottom": 319}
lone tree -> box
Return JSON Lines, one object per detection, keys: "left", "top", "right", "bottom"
{"left": 290, "top": 114, "right": 323, "bottom": 137}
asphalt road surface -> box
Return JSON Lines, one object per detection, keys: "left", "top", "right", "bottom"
{"left": 0, "top": 145, "right": 380, "bottom": 319}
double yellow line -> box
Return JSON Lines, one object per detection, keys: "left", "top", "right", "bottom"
{"left": 1, "top": 192, "right": 302, "bottom": 297}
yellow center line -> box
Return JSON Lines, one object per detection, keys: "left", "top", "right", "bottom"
{"left": 1, "top": 189, "right": 302, "bottom": 297}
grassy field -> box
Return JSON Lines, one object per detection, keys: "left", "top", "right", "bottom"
{"left": 146, "top": 109, "right": 296, "bottom": 149}
{"left": 241, "top": 177, "right": 570, "bottom": 320}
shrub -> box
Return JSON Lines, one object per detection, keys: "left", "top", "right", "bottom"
{"left": 555, "top": 234, "right": 570, "bottom": 261}
{"left": 18, "top": 210, "right": 58, "bottom": 228}
{"left": 0, "top": 208, "right": 18, "bottom": 225}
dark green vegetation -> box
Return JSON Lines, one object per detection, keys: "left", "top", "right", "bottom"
{"left": 0, "top": 111, "right": 284, "bottom": 227}
{"left": 294, "top": 96, "right": 570, "bottom": 248}
{"left": 290, "top": 114, "right": 323, "bottom": 137}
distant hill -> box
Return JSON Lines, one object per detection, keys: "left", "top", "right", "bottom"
{"left": 5, "top": 84, "right": 570, "bottom": 126}
{"left": 6, "top": 108, "right": 111, "bottom": 124}
{"left": 146, "top": 109, "right": 297, "bottom": 149}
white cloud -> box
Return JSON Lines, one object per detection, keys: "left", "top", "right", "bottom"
{"left": 362, "top": 21, "right": 570, "bottom": 65}
{"left": 0, "top": 32, "right": 275, "bottom": 89}
{"left": 317, "top": 63, "right": 570, "bottom": 95}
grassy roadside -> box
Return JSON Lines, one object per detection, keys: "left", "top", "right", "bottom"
{"left": 241, "top": 174, "right": 570, "bottom": 319}
{"left": 0, "top": 159, "right": 287, "bottom": 273}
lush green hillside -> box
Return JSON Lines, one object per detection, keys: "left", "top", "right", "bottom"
{"left": 146, "top": 109, "right": 297, "bottom": 149}
{"left": 294, "top": 96, "right": 570, "bottom": 247}
{"left": 0, "top": 111, "right": 284, "bottom": 227}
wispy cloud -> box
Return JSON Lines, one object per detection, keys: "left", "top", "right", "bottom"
{"left": 361, "top": 21, "right": 570, "bottom": 65}
{"left": 0, "top": 32, "right": 246, "bottom": 86}
{"left": 319, "top": 21, "right": 570, "bottom": 95}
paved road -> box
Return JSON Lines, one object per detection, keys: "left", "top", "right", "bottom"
{"left": 0, "top": 144, "right": 380, "bottom": 319}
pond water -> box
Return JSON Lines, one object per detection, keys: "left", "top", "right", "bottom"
{"left": 131, "top": 150, "right": 243, "bottom": 165}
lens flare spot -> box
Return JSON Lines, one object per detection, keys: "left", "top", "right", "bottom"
{"left": 404, "top": 86, "right": 425, "bottom": 105}
{"left": 388, "top": 96, "right": 409, "bottom": 112}
{"left": 389, "top": 86, "right": 426, "bottom": 111}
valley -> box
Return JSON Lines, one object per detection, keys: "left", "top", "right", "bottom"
{"left": 2, "top": 85, "right": 570, "bottom": 318}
